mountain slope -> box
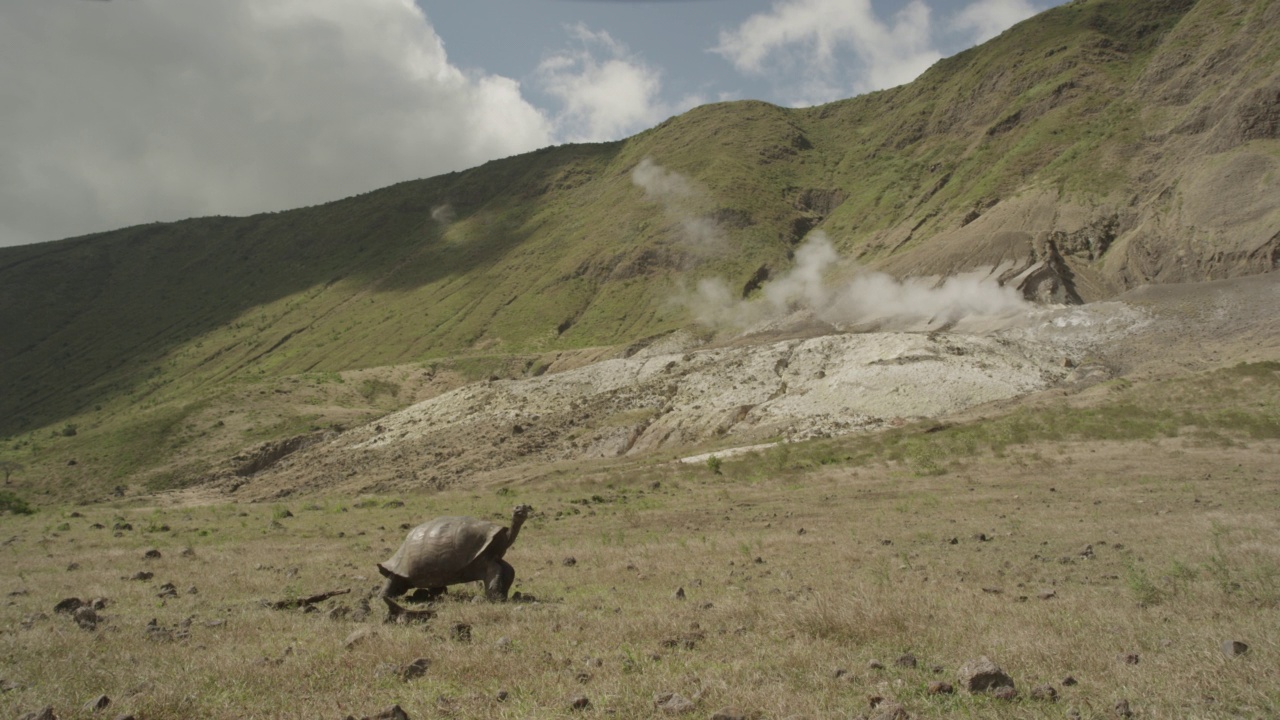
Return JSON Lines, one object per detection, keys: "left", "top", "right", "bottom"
{"left": 1, "top": 0, "right": 1277, "bottom": 498}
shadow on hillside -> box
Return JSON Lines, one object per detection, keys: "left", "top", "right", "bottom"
{"left": 0, "top": 141, "right": 625, "bottom": 436}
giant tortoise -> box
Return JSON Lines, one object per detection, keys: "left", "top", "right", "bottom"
{"left": 378, "top": 504, "right": 532, "bottom": 601}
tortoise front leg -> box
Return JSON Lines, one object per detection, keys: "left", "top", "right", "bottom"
{"left": 483, "top": 559, "right": 515, "bottom": 601}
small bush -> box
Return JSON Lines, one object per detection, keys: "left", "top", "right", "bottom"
{"left": 0, "top": 490, "right": 35, "bottom": 515}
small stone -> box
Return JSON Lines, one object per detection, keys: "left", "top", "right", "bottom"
{"left": 1037, "top": 590, "right": 1057, "bottom": 600}
{"left": 833, "top": 667, "right": 848, "bottom": 679}
{"left": 17, "top": 706, "right": 56, "bottom": 720}
{"left": 868, "top": 659, "right": 885, "bottom": 670}
{"left": 569, "top": 695, "right": 590, "bottom": 711}
{"left": 369, "top": 705, "right": 409, "bottom": 720}
{"left": 927, "top": 681, "right": 954, "bottom": 695}
{"left": 130, "top": 571, "right": 153, "bottom": 581}
{"left": 54, "top": 597, "right": 84, "bottom": 614}
{"left": 710, "top": 708, "right": 756, "bottom": 720}
{"left": 673, "top": 587, "right": 686, "bottom": 600}
{"left": 562, "top": 556, "right": 577, "bottom": 567}
{"left": 74, "top": 606, "right": 99, "bottom": 630}
{"left": 947, "top": 537, "right": 958, "bottom": 545}
{"left": 496, "top": 636, "right": 512, "bottom": 650}
{"left": 449, "top": 622, "right": 471, "bottom": 642}
{"left": 67, "top": 562, "right": 80, "bottom": 571}
{"left": 186, "top": 586, "right": 198, "bottom": 595}
{"left": 143, "top": 549, "right": 161, "bottom": 559}
{"left": 180, "top": 547, "right": 196, "bottom": 558}
{"left": 871, "top": 702, "right": 909, "bottom": 720}
{"left": 1030, "top": 684, "right": 1058, "bottom": 702}
{"left": 575, "top": 672, "right": 592, "bottom": 684}
{"left": 1221, "top": 640, "right": 1249, "bottom": 657}
{"left": 84, "top": 694, "right": 111, "bottom": 712}
{"left": 1114, "top": 699, "right": 1133, "bottom": 718}
{"left": 344, "top": 628, "right": 375, "bottom": 649}
{"left": 957, "top": 656, "right": 1015, "bottom": 694}
{"left": 400, "top": 658, "right": 431, "bottom": 681}
{"left": 1119, "top": 653, "right": 1139, "bottom": 665}
{"left": 1079, "top": 544, "right": 1095, "bottom": 559}
{"left": 992, "top": 686, "right": 1017, "bottom": 701}
{"left": 894, "top": 653, "right": 918, "bottom": 669}
{"left": 653, "top": 692, "right": 696, "bottom": 714}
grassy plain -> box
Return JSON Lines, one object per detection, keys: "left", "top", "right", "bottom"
{"left": 3, "top": 365, "right": 1278, "bottom": 720}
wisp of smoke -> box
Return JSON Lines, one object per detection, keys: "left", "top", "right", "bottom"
{"left": 430, "top": 204, "right": 455, "bottom": 226}
{"left": 688, "top": 233, "right": 1033, "bottom": 333}
{"left": 631, "top": 157, "right": 726, "bottom": 256}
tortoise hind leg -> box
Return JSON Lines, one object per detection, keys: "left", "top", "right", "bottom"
{"left": 483, "top": 559, "right": 515, "bottom": 601}
{"left": 380, "top": 573, "right": 411, "bottom": 599}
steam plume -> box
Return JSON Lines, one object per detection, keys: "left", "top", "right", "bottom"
{"left": 690, "top": 233, "right": 1033, "bottom": 332}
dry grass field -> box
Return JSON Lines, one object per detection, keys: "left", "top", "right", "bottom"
{"left": 3, "top": 402, "right": 1278, "bottom": 719}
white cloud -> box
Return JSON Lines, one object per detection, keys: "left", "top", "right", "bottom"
{"left": 713, "top": 0, "right": 1052, "bottom": 105}
{"left": 538, "top": 24, "right": 701, "bottom": 143}
{"left": 953, "top": 0, "right": 1039, "bottom": 44}
{"left": 0, "top": 0, "right": 554, "bottom": 246}
{"left": 712, "top": 0, "right": 941, "bottom": 101}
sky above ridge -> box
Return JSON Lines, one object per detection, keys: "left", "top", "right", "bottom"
{"left": 0, "top": 0, "right": 1067, "bottom": 248}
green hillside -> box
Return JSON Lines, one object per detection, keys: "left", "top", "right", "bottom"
{"left": 1, "top": 0, "right": 1277, "bottom": 500}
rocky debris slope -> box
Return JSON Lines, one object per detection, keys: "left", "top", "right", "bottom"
{"left": 212, "top": 300, "right": 1154, "bottom": 499}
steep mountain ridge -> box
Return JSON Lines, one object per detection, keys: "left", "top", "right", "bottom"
{"left": 1, "top": 0, "right": 1277, "bottom": 499}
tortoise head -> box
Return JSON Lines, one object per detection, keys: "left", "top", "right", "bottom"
{"left": 512, "top": 504, "right": 533, "bottom": 522}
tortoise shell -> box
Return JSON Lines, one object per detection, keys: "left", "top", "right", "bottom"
{"left": 378, "top": 516, "right": 510, "bottom": 587}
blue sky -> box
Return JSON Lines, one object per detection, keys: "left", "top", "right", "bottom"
{"left": 0, "top": 0, "right": 1066, "bottom": 247}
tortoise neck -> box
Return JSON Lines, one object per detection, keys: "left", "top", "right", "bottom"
{"left": 507, "top": 513, "right": 526, "bottom": 548}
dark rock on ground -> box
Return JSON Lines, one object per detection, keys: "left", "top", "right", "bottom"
{"left": 562, "top": 556, "right": 577, "bottom": 566}
{"left": 895, "top": 653, "right": 918, "bottom": 668}
{"left": 957, "top": 656, "right": 1015, "bottom": 693}
{"left": 400, "top": 658, "right": 430, "bottom": 681}
{"left": 927, "top": 681, "right": 953, "bottom": 695}
{"left": 83, "top": 694, "right": 110, "bottom": 712}
{"left": 73, "top": 607, "right": 99, "bottom": 630}
{"left": 365, "top": 705, "right": 409, "bottom": 720}
{"left": 569, "top": 695, "right": 590, "bottom": 711}
{"left": 1062, "top": 675, "right": 1078, "bottom": 686}
{"left": 53, "top": 598, "right": 83, "bottom": 614}
{"left": 143, "top": 549, "right": 161, "bottom": 559}
{"left": 992, "top": 686, "right": 1017, "bottom": 701}
{"left": 653, "top": 692, "right": 696, "bottom": 714}
{"left": 18, "top": 707, "right": 56, "bottom": 720}
{"left": 449, "top": 622, "right": 471, "bottom": 642}
{"left": 1114, "top": 699, "right": 1133, "bottom": 718}
{"left": 869, "top": 701, "right": 909, "bottom": 720}
{"left": 1030, "top": 684, "right": 1058, "bottom": 701}
{"left": 129, "top": 572, "right": 153, "bottom": 581}
{"left": 1119, "top": 653, "right": 1140, "bottom": 665}
{"left": 710, "top": 708, "right": 758, "bottom": 720}
{"left": 1221, "top": 640, "right": 1249, "bottom": 657}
